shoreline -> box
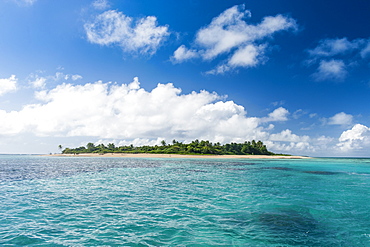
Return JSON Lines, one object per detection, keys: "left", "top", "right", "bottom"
{"left": 46, "top": 153, "right": 311, "bottom": 159}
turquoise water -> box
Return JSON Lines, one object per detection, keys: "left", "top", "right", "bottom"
{"left": 1, "top": 156, "right": 370, "bottom": 246}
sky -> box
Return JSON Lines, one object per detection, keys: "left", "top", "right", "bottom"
{"left": 0, "top": 0, "right": 370, "bottom": 156}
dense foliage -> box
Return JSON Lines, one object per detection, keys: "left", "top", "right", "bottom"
{"left": 62, "top": 139, "right": 274, "bottom": 155}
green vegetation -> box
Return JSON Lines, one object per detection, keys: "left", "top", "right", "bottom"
{"left": 62, "top": 139, "right": 275, "bottom": 155}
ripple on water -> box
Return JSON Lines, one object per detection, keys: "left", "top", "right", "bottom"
{"left": 1, "top": 156, "right": 370, "bottom": 246}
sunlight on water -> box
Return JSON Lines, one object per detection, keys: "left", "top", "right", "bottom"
{"left": 1, "top": 155, "right": 370, "bottom": 246}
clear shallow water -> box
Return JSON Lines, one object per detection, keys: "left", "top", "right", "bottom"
{"left": 1, "top": 156, "right": 370, "bottom": 246}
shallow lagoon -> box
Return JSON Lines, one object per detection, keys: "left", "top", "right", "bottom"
{"left": 1, "top": 155, "right": 370, "bottom": 246}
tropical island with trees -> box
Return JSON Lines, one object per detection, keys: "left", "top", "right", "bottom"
{"left": 62, "top": 139, "right": 280, "bottom": 156}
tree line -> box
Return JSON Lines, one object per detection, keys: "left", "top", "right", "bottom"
{"left": 62, "top": 139, "right": 275, "bottom": 155}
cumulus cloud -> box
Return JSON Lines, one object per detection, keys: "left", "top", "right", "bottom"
{"left": 328, "top": 112, "right": 353, "bottom": 126}
{"left": 0, "top": 75, "right": 17, "bottom": 96}
{"left": 195, "top": 6, "right": 296, "bottom": 60}
{"left": 313, "top": 59, "right": 347, "bottom": 81}
{"left": 265, "top": 140, "right": 313, "bottom": 153}
{"left": 2, "top": 75, "right": 369, "bottom": 156}
{"left": 269, "top": 129, "right": 309, "bottom": 142}
{"left": 171, "top": 4, "right": 298, "bottom": 74}
{"left": 171, "top": 45, "right": 199, "bottom": 63}
{"left": 337, "top": 124, "right": 370, "bottom": 152}
{"left": 228, "top": 44, "right": 265, "bottom": 67}
{"left": 207, "top": 44, "right": 267, "bottom": 74}
{"left": 261, "top": 107, "right": 289, "bottom": 122}
{"left": 0, "top": 77, "right": 300, "bottom": 151}
{"left": 84, "top": 10, "right": 170, "bottom": 55}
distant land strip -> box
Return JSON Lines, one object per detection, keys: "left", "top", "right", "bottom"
{"left": 55, "top": 140, "right": 311, "bottom": 159}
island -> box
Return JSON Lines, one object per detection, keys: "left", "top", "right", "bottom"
{"left": 56, "top": 140, "right": 310, "bottom": 159}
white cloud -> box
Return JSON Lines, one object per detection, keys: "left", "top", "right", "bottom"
{"left": 84, "top": 10, "right": 170, "bottom": 55}
{"left": 117, "top": 138, "right": 163, "bottom": 147}
{"left": 92, "top": 0, "right": 110, "bottom": 10}
{"left": 307, "top": 37, "right": 370, "bottom": 81}
{"left": 171, "top": 45, "right": 199, "bottom": 63}
{"left": 360, "top": 40, "right": 370, "bottom": 58}
{"left": 0, "top": 75, "right": 17, "bottom": 96}
{"left": 30, "top": 77, "right": 47, "bottom": 88}
{"left": 0, "top": 77, "right": 300, "bottom": 151}
{"left": 270, "top": 129, "right": 310, "bottom": 142}
{"left": 317, "top": 135, "right": 335, "bottom": 145}
{"left": 196, "top": 6, "right": 296, "bottom": 60}
{"left": 27, "top": 72, "right": 83, "bottom": 89}
{"left": 337, "top": 124, "right": 370, "bottom": 152}
{"left": 265, "top": 140, "right": 312, "bottom": 153}
{"left": 328, "top": 112, "right": 353, "bottom": 126}
{"left": 85, "top": 10, "right": 134, "bottom": 45}
{"left": 3, "top": 75, "right": 370, "bottom": 156}
{"left": 265, "top": 134, "right": 341, "bottom": 155}
{"left": 172, "top": 4, "right": 297, "bottom": 73}
{"left": 292, "top": 109, "right": 306, "bottom": 119}
{"left": 271, "top": 100, "right": 285, "bottom": 107}
{"left": 207, "top": 44, "right": 267, "bottom": 74}
{"left": 71, "top": 74, "right": 83, "bottom": 81}
{"left": 228, "top": 44, "right": 265, "bottom": 67}
{"left": 313, "top": 59, "right": 347, "bottom": 81}
{"left": 261, "top": 107, "right": 289, "bottom": 122}
{"left": 204, "top": 64, "right": 230, "bottom": 75}
{"left": 308, "top": 38, "right": 359, "bottom": 57}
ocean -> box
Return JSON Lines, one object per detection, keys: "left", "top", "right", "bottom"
{"left": 0, "top": 155, "right": 369, "bottom": 246}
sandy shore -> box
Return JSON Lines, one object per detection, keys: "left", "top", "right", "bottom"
{"left": 47, "top": 153, "right": 311, "bottom": 159}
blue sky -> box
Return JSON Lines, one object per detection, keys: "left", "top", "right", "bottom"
{"left": 0, "top": 0, "right": 370, "bottom": 156}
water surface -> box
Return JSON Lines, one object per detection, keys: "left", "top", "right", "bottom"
{"left": 1, "top": 155, "right": 369, "bottom": 246}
